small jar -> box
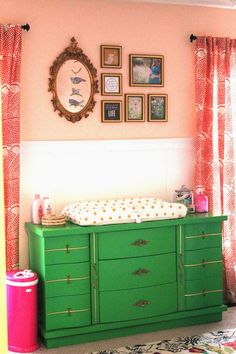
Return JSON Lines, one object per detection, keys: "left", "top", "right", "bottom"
{"left": 175, "top": 185, "right": 193, "bottom": 205}
{"left": 195, "top": 186, "right": 208, "bottom": 213}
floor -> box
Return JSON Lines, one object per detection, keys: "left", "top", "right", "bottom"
{"left": 9, "top": 306, "right": 236, "bottom": 354}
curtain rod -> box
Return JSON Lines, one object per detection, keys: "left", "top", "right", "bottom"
{"left": 190, "top": 34, "right": 197, "bottom": 42}
{"left": 21, "top": 23, "right": 30, "bottom": 31}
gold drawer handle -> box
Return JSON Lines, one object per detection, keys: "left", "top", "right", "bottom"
{"left": 131, "top": 239, "right": 149, "bottom": 247}
{"left": 66, "top": 244, "right": 70, "bottom": 253}
{"left": 66, "top": 275, "right": 71, "bottom": 284}
{"left": 134, "top": 300, "right": 151, "bottom": 307}
{"left": 67, "top": 307, "right": 72, "bottom": 316}
{"left": 133, "top": 268, "right": 149, "bottom": 276}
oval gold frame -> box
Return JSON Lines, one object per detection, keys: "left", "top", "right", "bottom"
{"left": 48, "top": 37, "right": 99, "bottom": 123}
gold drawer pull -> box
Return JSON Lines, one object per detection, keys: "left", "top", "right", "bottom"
{"left": 131, "top": 239, "right": 149, "bottom": 247}
{"left": 133, "top": 268, "right": 149, "bottom": 276}
{"left": 134, "top": 300, "right": 151, "bottom": 307}
{"left": 66, "top": 244, "right": 70, "bottom": 253}
{"left": 66, "top": 275, "right": 71, "bottom": 284}
{"left": 67, "top": 307, "right": 72, "bottom": 316}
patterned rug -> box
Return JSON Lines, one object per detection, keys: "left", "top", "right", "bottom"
{"left": 90, "top": 329, "right": 236, "bottom": 354}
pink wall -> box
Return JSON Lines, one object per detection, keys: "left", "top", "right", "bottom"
{"left": 1, "top": 0, "right": 236, "bottom": 140}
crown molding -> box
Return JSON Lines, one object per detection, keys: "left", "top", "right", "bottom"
{"left": 121, "top": 0, "right": 236, "bottom": 10}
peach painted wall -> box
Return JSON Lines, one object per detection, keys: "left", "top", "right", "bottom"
{"left": 1, "top": 0, "right": 236, "bottom": 141}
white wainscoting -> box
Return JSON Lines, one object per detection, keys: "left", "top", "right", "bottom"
{"left": 20, "top": 138, "right": 194, "bottom": 267}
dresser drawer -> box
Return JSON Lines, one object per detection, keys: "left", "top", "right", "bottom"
{"left": 45, "top": 294, "right": 91, "bottom": 330}
{"left": 185, "top": 261, "right": 222, "bottom": 280}
{"left": 185, "top": 247, "right": 222, "bottom": 266}
{"left": 45, "top": 262, "right": 90, "bottom": 297}
{"left": 184, "top": 223, "right": 222, "bottom": 251}
{"left": 184, "top": 291, "right": 222, "bottom": 310}
{"left": 98, "top": 227, "right": 176, "bottom": 259}
{"left": 44, "top": 234, "right": 89, "bottom": 265}
{"left": 99, "top": 253, "right": 176, "bottom": 291}
{"left": 185, "top": 222, "right": 222, "bottom": 236}
{"left": 100, "top": 283, "right": 177, "bottom": 323}
{"left": 184, "top": 277, "right": 222, "bottom": 310}
{"left": 185, "top": 276, "right": 222, "bottom": 294}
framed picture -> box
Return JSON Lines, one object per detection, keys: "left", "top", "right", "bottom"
{"left": 101, "top": 45, "right": 122, "bottom": 68}
{"left": 129, "top": 54, "right": 164, "bottom": 87}
{"left": 148, "top": 94, "right": 168, "bottom": 122}
{"left": 101, "top": 100, "right": 123, "bottom": 122}
{"left": 125, "top": 94, "right": 145, "bottom": 122}
{"left": 101, "top": 73, "right": 122, "bottom": 95}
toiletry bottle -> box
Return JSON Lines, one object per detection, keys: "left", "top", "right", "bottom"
{"left": 32, "top": 194, "right": 43, "bottom": 224}
{"left": 43, "top": 196, "right": 52, "bottom": 215}
{"left": 195, "top": 186, "right": 208, "bottom": 213}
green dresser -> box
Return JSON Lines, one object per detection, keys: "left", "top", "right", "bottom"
{"left": 26, "top": 213, "right": 227, "bottom": 348}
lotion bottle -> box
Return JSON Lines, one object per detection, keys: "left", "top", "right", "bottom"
{"left": 32, "top": 194, "right": 43, "bottom": 224}
{"left": 43, "top": 196, "right": 52, "bottom": 215}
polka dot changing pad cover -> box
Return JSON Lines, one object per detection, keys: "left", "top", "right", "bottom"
{"left": 61, "top": 197, "right": 187, "bottom": 226}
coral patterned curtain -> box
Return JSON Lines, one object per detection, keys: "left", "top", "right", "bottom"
{"left": 0, "top": 24, "right": 22, "bottom": 270}
{"left": 195, "top": 36, "right": 236, "bottom": 303}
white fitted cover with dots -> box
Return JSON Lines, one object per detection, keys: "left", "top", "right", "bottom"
{"left": 61, "top": 197, "right": 187, "bottom": 226}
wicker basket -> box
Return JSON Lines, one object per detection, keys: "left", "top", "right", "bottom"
{"left": 41, "top": 214, "right": 66, "bottom": 226}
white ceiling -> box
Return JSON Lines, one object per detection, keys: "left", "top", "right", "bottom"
{"left": 125, "top": 0, "right": 236, "bottom": 9}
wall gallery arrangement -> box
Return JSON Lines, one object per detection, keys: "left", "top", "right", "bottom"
{"left": 48, "top": 39, "right": 167, "bottom": 124}
{"left": 100, "top": 44, "right": 168, "bottom": 123}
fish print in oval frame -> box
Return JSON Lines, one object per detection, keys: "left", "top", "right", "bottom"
{"left": 49, "top": 37, "right": 99, "bottom": 123}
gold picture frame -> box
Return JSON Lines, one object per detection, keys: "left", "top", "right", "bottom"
{"left": 129, "top": 54, "right": 164, "bottom": 87}
{"left": 125, "top": 94, "right": 145, "bottom": 122}
{"left": 101, "top": 45, "right": 122, "bottom": 68}
{"left": 148, "top": 94, "right": 168, "bottom": 122}
{"left": 48, "top": 37, "right": 99, "bottom": 123}
{"left": 101, "top": 73, "right": 122, "bottom": 96}
{"left": 101, "top": 100, "right": 123, "bottom": 123}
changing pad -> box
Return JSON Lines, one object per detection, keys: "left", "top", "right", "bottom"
{"left": 61, "top": 197, "right": 187, "bottom": 226}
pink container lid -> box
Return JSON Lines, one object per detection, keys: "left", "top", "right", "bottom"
{"left": 6, "top": 269, "right": 38, "bottom": 283}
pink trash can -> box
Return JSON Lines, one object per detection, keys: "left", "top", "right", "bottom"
{"left": 6, "top": 269, "right": 40, "bottom": 353}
